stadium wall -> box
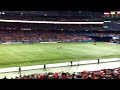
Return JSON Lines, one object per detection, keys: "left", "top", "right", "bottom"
{"left": 0, "top": 41, "right": 94, "bottom": 44}
{"left": 1, "top": 42, "right": 23, "bottom": 44}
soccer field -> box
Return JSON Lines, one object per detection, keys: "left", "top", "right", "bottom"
{"left": 0, "top": 42, "right": 120, "bottom": 68}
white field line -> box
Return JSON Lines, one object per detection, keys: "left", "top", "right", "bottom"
{"left": 0, "top": 58, "right": 119, "bottom": 73}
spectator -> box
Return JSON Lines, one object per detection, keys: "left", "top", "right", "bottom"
{"left": 44, "top": 64, "right": 46, "bottom": 71}
{"left": 18, "top": 67, "right": 21, "bottom": 76}
{"left": 70, "top": 61, "right": 73, "bottom": 67}
{"left": 3, "top": 76, "right": 7, "bottom": 79}
{"left": 98, "top": 59, "right": 100, "bottom": 64}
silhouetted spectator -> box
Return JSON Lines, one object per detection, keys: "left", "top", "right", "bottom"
{"left": 70, "top": 61, "right": 72, "bottom": 67}
{"left": 98, "top": 59, "right": 100, "bottom": 64}
{"left": 44, "top": 64, "right": 46, "bottom": 70}
{"left": 3, "top": 76, "right": 7, "bottom": 79}
{"left": 18, "top": 67, "right": 21, "bottom": 76}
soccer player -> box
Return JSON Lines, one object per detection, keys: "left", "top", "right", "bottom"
{"left": 57, "top": 46, "right": 62, "bottom": 49}
{"left": 57, "top": 46, "right": 60, "bottom": 49}
{"left": 93, "top": 40, "right": 96, "bottom": 45}
{"left": 60, "top": 46, "right": 62, "bottom": 50}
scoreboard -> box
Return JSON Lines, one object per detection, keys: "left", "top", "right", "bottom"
{"left": 104, "top": 11, "right": 120, "bottom": 17}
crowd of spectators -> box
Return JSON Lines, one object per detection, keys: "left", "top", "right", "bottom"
{"left": 3, "top": 67, "right": 120, "bottom": 79}
{"left": 0, "top": 30, "right": 120, "bottom": 43}
{"left": 0, "top": 30, "right": 92, "bottom": 43}
{"left": 75, "top": 31, "right": 120, "bottom": 37}
{"left": 86, "top": 32, "right": 120, "bottom": 37}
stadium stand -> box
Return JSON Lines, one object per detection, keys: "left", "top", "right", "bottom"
{"left": 0, "top": 29, "right": 120, "bottom": 43}
{"left": 1, "top": 11, "right": 120, "bottom": 79}
{"left": 0, "top": 30, "right": 93, "bottom": 43}
{"left": 3, "top": 67, "right": 120, "bottom": 79}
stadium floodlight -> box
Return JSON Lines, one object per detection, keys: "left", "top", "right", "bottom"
{"left": 61, "top": 28, "right": 63, "bottom": 31}
{"left": 117, "top": 11, "right": 120, "bottom": 14}
{"left": 110, "top": 11, "right": 115, "bottom": 15}
{"left": 104, "top": 12, "right": 110, "bottom": 15}
{"left": 21, "top": 13, "right": 23, "bottom": 15}
{"left": 104, "top": 21, "right": 111, "bottom": 22}
{"left": 0, "top": 19, "right": 103, "bottom": 24}
{"left": 2, "top": 12, "right": 5, "bottom": 14}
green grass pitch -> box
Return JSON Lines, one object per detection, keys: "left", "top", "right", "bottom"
{"left": 0, "top": 42, "right": 120, "bottom": 68}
